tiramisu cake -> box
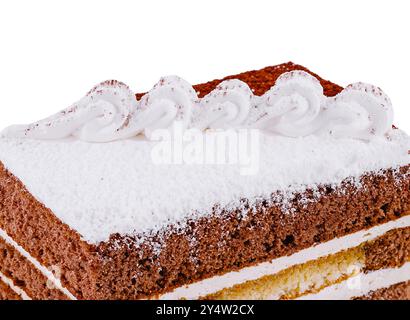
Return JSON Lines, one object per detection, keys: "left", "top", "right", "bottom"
{"left": 0, "top": 62, "right": 409, "bottom": 300}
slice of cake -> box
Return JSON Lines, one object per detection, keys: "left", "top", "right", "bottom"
{"left": 0, "top": 62, "right": 408, "bottom": 300}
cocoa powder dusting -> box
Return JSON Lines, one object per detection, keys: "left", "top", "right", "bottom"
{"left": 135, "top": 62, "right": 343, "bottom": 100}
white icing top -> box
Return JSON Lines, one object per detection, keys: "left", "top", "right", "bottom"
{"left": 1, "top": 71, "right": 395, "bottom": 141}
{"left": 0, "top": 131, "right": 408, "bottom": 244}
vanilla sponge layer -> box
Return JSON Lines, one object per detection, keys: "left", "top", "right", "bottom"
{"left": 204, "top": 244, "right": 409, "bottom": 300}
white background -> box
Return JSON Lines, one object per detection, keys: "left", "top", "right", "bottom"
{"left": 0, "top": 0, "right": 409, "bottom": 132}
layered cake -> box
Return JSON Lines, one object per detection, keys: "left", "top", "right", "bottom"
{"left": 0, "top": 62, "right": 409, "bottom": 300}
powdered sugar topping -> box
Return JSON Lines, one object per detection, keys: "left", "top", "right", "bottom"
{"left": 0, "top": 130, "right": 408, "bottom": 244}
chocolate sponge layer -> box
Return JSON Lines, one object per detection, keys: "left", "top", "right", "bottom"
{"left": 364, "top": 226, "right": 410, "bottom": 272}
{"left": 0, "top": 279, "right": 21, "bottom": 300}
{"left": 355, "top": 281, "right": 410, "bottom": 300}
{"left": 0, "top": 237, "right": 68, "bottom": 300}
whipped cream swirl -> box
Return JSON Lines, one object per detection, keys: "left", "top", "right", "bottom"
{"left": 252, "top": 71, "right": 325, "bottom": 136}
{"left": 138, "top": 76, "right": 197, "bottom": 136}
{"left": 193, "top": 79, "right": 253, "bottom": 130}
{"left": 322, "top": 83, "right": 394, "bottom": 139}
{"left": 2, "top": 80, "right": 139, "bottom": 142}
{"left": 1, "top": 71, "right": 394, "bottom": 142}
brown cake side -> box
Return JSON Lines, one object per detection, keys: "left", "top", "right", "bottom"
{"left": 1, "top": 218, "right": 409, "bottom": 300}
{"left": 0, "top": 62, "right": 408, "bottom": 299}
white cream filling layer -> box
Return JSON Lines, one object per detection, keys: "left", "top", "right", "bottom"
{"left": 0, "top": 228, "right": 77, "bottom": 300}
{"left": 160, "top": 214, "right": 410, "bottom": 299}
{"left": 0, "top": 271, "right": 31, "bottom": 300}
{"left": 297, "top": 261, "right": 410, "bottom": 300}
